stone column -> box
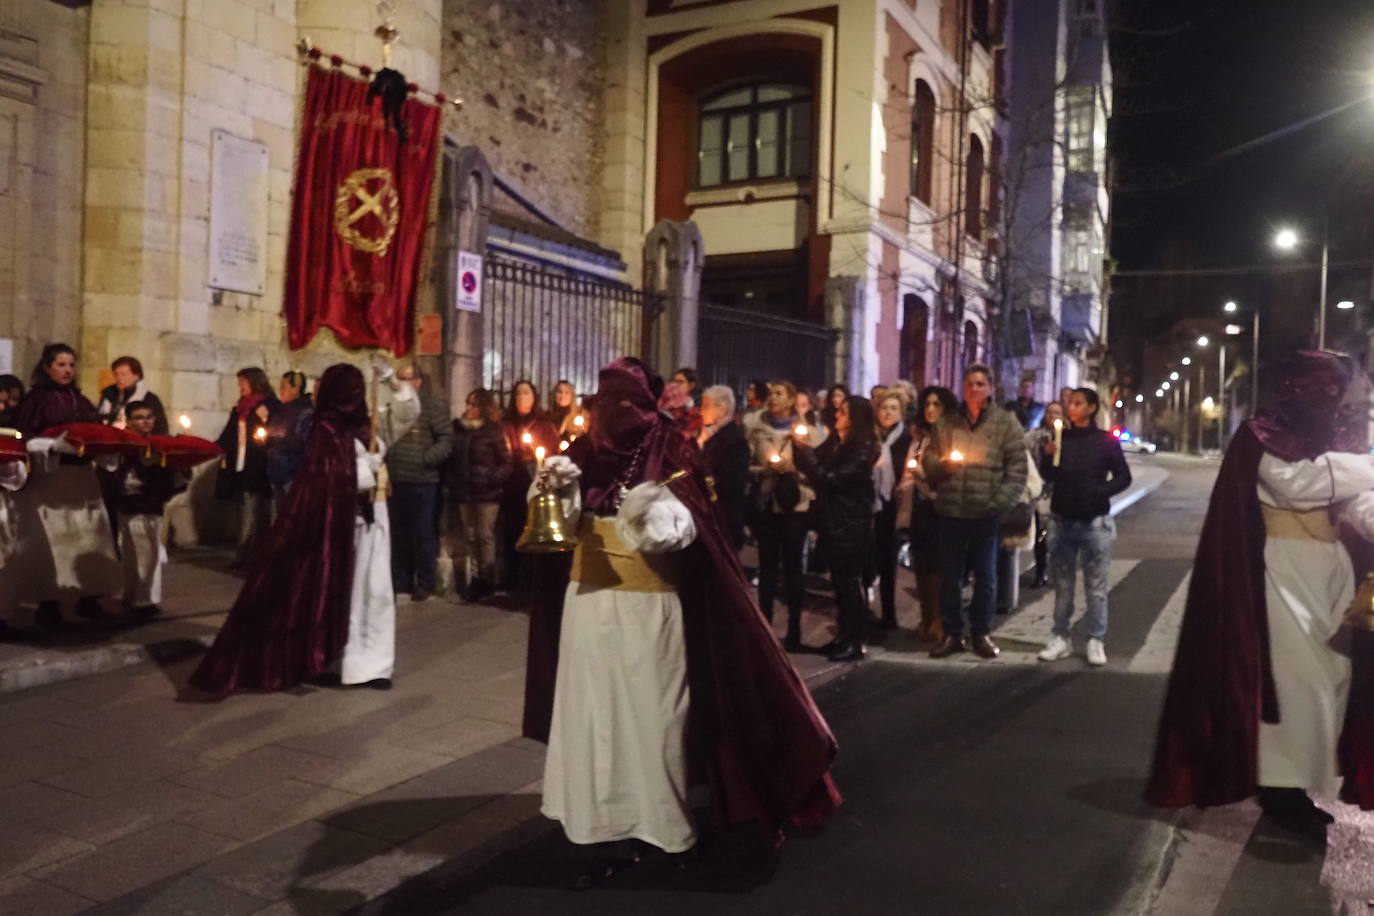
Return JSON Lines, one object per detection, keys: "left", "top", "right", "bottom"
{"left": 825, "top": 275, "right": 865, "bottom": 391}
{"left": 643, "top": 220, "right": 703, "bottom": 376}
{"left": 437, "top": 144, "right": 492, "bottom": 414}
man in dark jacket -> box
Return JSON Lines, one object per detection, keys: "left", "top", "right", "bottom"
{"left": 115, "top": 401, "right": 184, "bottom": 618}
{"left": 924, "top": 364, "right": 1028, "bottom": 660}
{"left": 448, "top": 389, "right": 511, "bottom": 601}
{"left": 697, "top": 385, "right": 751, "bottom": 552}
{"left": 384, "top": 364, "right": 453, "bottom": 602}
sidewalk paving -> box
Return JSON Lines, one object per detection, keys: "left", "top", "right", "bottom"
{"left": 0, "top": 550, "right": 855, "bottom": 916}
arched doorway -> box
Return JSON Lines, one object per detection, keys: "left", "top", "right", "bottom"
{"left": 899, "top": 293, "right": 929, "bottom": 385}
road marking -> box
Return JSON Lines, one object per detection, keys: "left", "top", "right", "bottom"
{"left": 1147, "top": 803, "right": 1262, "bottom": 916}
{"left": 1128, "top": 572, "right": 1191, "bottom": 675}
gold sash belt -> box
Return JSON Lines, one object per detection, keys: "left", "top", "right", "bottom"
{"left": 569, "top": 515, "right": 680, "bottom": 593}
{"left": 1261, "top": 504, "right": 1337, "bottom": 544}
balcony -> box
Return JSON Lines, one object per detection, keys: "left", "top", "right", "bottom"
{"left": 1061, "top": 292, "right": 1102, "bottom": 343}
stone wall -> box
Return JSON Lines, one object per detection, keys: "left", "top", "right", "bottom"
{"left": 0, "top": 0, "right": 88, "bottom": 379}
{"left": 440, "top": 0, "right": 607, "bottom": 241}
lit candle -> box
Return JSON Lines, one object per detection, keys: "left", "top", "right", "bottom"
{"left": 1052, "top": 418, "right": 1063, "bottom": 468}
{"left": 948, "top": 449, "right": 964, "bottom": 463}
{"left": 521, "top": 431, "right": 533, "bottom": 446}
{"left": 559, "top": 440, "right": 570, "bottom": 452}
{"left": 534, "top": 445, "right": 546, "bottom": 469}
{"left": 906, "top": 458, "right": 917, "bottom": 469}
{"left": 769, "top": 454, "right": 782, "bottom": 464}
{"left": 254, "top": 426, "right": 267, "bottom": 442}
{"left": 178, "top": 414, "right": 191, "bottom": 431}
{"left": 794, "top": 424, "right": 808, "bottom": 437}
{"left": 573, "top": 415, "right": 585, "bottom": 428}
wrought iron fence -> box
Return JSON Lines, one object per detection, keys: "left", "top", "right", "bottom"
{"left": 698, "top": 303, "right": 837, "bottom": 399}
{"left": 481, "top": 257, "right": 656, "bottom": 402}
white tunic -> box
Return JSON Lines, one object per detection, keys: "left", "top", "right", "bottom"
{"left": 1257, "top": 451, "right": 1374, "bottom": 792}
{"left": 5, "top": 461, "right": 119, "bottom": 605}
{"left": 540, "top": 475, "right": 699, "bottom": 853}
{"left": 339, "top": 440, "right": 396, "bottom": 685}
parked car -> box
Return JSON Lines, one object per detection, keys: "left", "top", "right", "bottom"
{"left": 1114, "top": 428, "right": 1158, "bottom": 455}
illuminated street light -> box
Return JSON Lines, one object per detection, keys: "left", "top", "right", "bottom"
{"left": 1225, "top": 324, "right": 1244, "bottom": 335}
{"left": 1274, "top": 227, "right": 1299, "bottom": 250}
{"left": 1169, "top": 371, "right": 1179, "bottom": 381}
{"left": 1135, "top": 394, "right": 1144, "bottom": 403}
{"left": 1181, "top": 357, "right": 1192, "bottom": 366}
{"left": 1202, "top": 396, "right": 1215, "bottom": 409}
{"left": 1337, "top": 299, "right": 1356, "bottom": 310}
{"left": 1162, "top": 381, "right": 1171, "bottom": 391}
{"left": 1224, "top": 301, "right": 1238, "bottom": 313}
{"left": 1197, "top": 335, "right": 1210, "bottom": 347}
{"left": 1155, "top": 389, "right": 1164, "bottom": 398}
{"left": 1114, "top": 400, "right": 1124, "bottom": 408}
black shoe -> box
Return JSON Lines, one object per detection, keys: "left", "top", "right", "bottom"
{"left": 1259, "top": 787, "right": 1335, "bottom": 825}
{"left": 411, "top": 589, "right": 432, "bottom": 603}
{"left": 827, "top": 641, "right": 866, "bottom": 662}
{"left": 970, "top": 634, "right": 1001, "bottom": 659}
{"left": 310, "top": 672, "right": 342, "bottom": 687}
{"left": 1032, "top": 573, "right": 1048, "bottom": 589}
{"left": 74, "top": 597, "right": 109, "bottom": 620}
{"left": 130, "top": 604, "right": 161, "bottom": 620}
{"left": 929, "top": 634, "right": 965, "bottom": 658}
{"left": 782, "top": 633, "right": 804, "bottom": 653}
{"left": 463, "top": 579, "right": 494, "bottom": 603}
{"left": 34, "top": 601, "right": 65, "bottom": 630}
{"left": 363, "top": 678, "right": 393, "bottom": 690}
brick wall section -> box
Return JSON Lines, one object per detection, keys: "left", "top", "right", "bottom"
{"left": 440, "top": 0, "right": 607, "bottom": 241}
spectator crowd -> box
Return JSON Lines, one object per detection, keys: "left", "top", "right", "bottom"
{"left": 0, "top": 343, "right": 1130, "bottom": 669}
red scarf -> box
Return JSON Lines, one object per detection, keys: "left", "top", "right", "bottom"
{"left": 235, "top": 393, "right": 267, "bottom": 421}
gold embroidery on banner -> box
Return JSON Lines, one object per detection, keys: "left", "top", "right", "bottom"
{"left": 334, "top": 167, "right": 400, "bottom": 255}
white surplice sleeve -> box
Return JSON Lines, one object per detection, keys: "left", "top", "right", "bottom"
{"left": 615, "top": 481, "right": 696, "bottom": 554}
{"left": 1258, "top": 451, "right": 1374, "bottom": 510}
{"left": 356, "top": 439, "right": 385, "bottom": 492}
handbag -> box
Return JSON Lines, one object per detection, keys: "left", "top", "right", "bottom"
{"left": 1001, "top": 500, "right": 1034, "bottom": 537}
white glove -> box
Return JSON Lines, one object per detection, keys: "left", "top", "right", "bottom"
{"left": 50, "top": 432, "right": 79, "bottom": 456}
{"left": 25, "top": 437, "right": 56, "bottom": 456}
{"left": 541, "top": 455, "right": 582, "bottom": 491}
{"left": 372, "top": 364, "right": 396, "bottom": 382}
{"left": 615, "top": 481, "right": 696, "bottom": 554}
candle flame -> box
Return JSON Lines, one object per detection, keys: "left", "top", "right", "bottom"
{"left": 769, "top": 454, "right": 781, "bottom": 464}
{"left": 254, "top": 427, "right": 267, "bottom": 441}
{"left": 794, "top": 425, "right": 808, "bottom": 437}
{"left": 906, "top": 458, "right": 917, "bottom": 469}
{"left": 573, "top": 415, "right": 585, "bottom": 427}
{"left": 559, "top": 440, "right": 570, "bottom": 452}
{"left": 521, "top": 432, "right": 533, "bottom": 445}
{"left": 949, "top": 450, "right": 964, "bottom": 462}
{"left": 534, "top": 445, "right": 546, "bottom": 462}
{"left": 178, "top": 414, "right": 191, "bottom": 430}
{"left": 1053, "top": 418, "right": 1063, "bottom": 430}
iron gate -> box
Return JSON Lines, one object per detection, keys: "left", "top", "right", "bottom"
{"left": 697, "top": 303, "right": 837, "bottom": 399}
{"left": 481, "top": 257, "right": 657, "bottom": 402}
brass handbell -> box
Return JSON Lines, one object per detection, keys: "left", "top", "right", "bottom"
{"left": 516, "top": 488, "right": 579, "bottom": 553}
{"left": 1345, "top": 572, "right": 1374, "bottom": 632}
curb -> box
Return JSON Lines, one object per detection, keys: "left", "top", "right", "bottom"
{"left": 1110, "top": 469, "right": 1170, "bottom": 518}
{"left": 0, "top": 634, "right": 212, "bottom": 694}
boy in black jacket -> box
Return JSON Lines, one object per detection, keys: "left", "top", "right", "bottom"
{"left": 116, "top": 402, "right": 184, "bottom": 618}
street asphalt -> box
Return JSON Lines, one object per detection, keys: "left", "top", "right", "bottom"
{"left": 383, "top": 454, "right": 1374, "bottom": 916}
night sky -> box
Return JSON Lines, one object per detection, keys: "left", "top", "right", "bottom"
{"left": 1109, "top": 0, "right": 1374, "bottom": 366}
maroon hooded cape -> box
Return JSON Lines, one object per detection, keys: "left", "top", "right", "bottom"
{"left": 523, "top": 358, "right": 840, "bottom": 843}
{"left": 1148, "top": 350, "right": 1374, "bottom": 809}
{"left": 189, "top": 365, "right": 369, "bottom": 697}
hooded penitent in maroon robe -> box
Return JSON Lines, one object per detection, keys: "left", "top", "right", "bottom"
{"left": 189, "top": 365, "right": 369, "bottom": 697}
{"left": 1147, "top": 350, "right": 1374, "bottom": 810}
{"left": 523, "top": 358, "right": 840, "bottom": 843}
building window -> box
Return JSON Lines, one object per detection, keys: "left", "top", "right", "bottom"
{"left": 970, "top": 0, "right": 991, "bottom": 47}
{"left": 963, "top": 320, "right": 979, "bottom": 370}
{"left": 911, "top": 80, "right": 935, "bottom": 204}
{"left": 1066, "top": 87, "right": 1095, "bottom": 172}
{"left": 696, "top": 83, "right": 812, "bottom": 188}
{"left": 965, "top": 134, "right": 985, "bottom": 240}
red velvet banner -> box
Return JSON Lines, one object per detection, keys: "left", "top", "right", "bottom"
{"left": 284, "top": 66, "right": 441, "bottom": 355}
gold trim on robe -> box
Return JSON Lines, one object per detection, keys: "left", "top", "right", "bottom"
{"left": 570, "top": 515, "right": 680, "bottom": 593}
{"left": 1261, "top": 504, "right": 1338, "bottom": 543}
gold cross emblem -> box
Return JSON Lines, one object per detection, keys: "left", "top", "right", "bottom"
{"left": 334, "top": 167, "right": 400, "bottom": 256}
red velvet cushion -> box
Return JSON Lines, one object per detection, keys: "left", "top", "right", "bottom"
{"left": 146, "top": 435, "right": 224, "bottom": 469}
{"left": 0, "top": 437, "right": 24, "bottom": 462}
{"left": 40, "top": 423, "right": 149, "bottom": 456}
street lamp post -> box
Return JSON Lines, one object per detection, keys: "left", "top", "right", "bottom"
{"left": 1225, "top": 300, "right": 1261, "bottom": 420}
{"left": 1274, "top": 211, "right": 1330, "bottom": 349}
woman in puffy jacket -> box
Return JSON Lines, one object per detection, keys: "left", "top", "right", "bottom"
{"left": 449, "top": 388, "right": 512, "bottom": 602}
{"left": 793, "top": 395, "right": 881, "bottom": 662}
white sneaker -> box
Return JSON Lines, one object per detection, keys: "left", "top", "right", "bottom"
{"left": 1038, "top": 635, "right": 1071, "bottom": 662}
{"left": 1086, "top": 638, "right": 1107, "bottom": 667}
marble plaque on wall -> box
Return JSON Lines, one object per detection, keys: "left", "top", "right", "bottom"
{"left": 208, "top": 129, "right": 269, "bottom": 296}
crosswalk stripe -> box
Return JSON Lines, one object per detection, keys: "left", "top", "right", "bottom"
{"left": 1128, "top": 572, "right": 1191, "bottom": 675}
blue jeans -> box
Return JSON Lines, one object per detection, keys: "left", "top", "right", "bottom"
{"left": 937, "top": 515, "right": 1000, "bottom": 638}
{"left": 1050, "top": 514, "right": 1115, "bottom": 640}
{"left": 390, "top": 482, "right": 439, "bottom": 594}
